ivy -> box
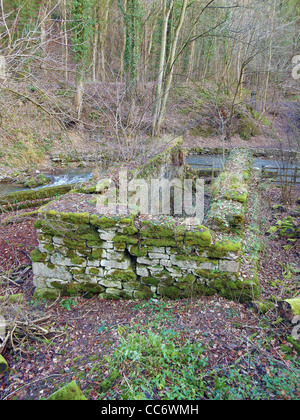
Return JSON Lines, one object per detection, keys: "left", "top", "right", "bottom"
{"left": 118, "top": 0, "right": 143, "bottom": 87}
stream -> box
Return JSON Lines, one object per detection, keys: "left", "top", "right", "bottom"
{"left": 0, "top": 167, "right": 94, "bottom": 195}
{"left": 0, "top": 154, "right": 299, "bottom": 196}
{"left": 186, "top": 155, "right": 300, "bottom": 183}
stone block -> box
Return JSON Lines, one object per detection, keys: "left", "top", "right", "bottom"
{"left": 137, "top": 257, "right": 159, "bottom": 266}
{"left": 32, "top": 262, "right": 72, "bottom": 281}
{"left": 100, "top": 258, "right": 131, "bottom": 270}
{"left": 219, "top": 260, "right": 240, "bottom": 273}
{"left": 136, "top": 266, "right": 149, "bottom": 277}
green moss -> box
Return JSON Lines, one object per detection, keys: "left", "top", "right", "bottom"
{"left": 185, "top": 226, "right": 212, "bottom": 247}
{"left": 128, "top": 245, "right": 148, "bottom": 257}
{"left": 47, "top": 381, "right": 87, "bottom": 400}
{"left": 180, "top": 274, "right": 195, "bottom": 283}
{"left": 63, "top": 239, "right": 87, "bottom": 249}
{"left": 287, "top": 336, "right": 300, "bottom": 356}
{"left": 195, "top": 269, "right": 219, "bottom": 279}
{"left": 91, "top": 248, "right": 104, "bottom": 260}
{"left": 114, "top": 242, "right": 126, "bottom": 251}
{"left": 70, "top": 267, "right": 85, "bottom": 275}
{"left": 0, "top": 355, "right": 9, "bottom": 373}
{"left": 79, "top": 231, "right": 100, "bottom": 243}
{"left": 208, "top": 240, "right": 241, "bottom": 258}
{"left": 134, "top": 288, "right": 154, "bottom": 300}
{"left": 70, "top": 256, "right": 86, "bottom": 266}
{"left": 59, "top": 212, "right": 90, "bottom": 225}
{"left": 224, "top": 191, "right": 248, "bottom": 204}
{"left": 88, "top": 268, "right": 100, "bottom": 275}
{"left": 108, "top": 269, "right": 137, "bottom": 282}
{"left": 90, "top": 215, "right": 117, "bottom": 229}
{"left": 30, "top": 248, "right": 48, "bottom": 262}
{"left": 122, "top": 225, "right": 138, "bottom": 235}
{"left": 33, "top": 288, "right": 60, "bottom": 300}
{"left": 44, "top": 244, "right": 54, "bottom": 253}
{"left": 113, "top": 235, "right": 138, "bottom": 245}
{"left": 99, "top": 371, "right": 120, "bottom": 392}
{"left": 34, "top": 220, "right": 44, "bottom": 229}
{"left": 0, "top": 184, "right": 73, "bottom": 206}
{"left": 47, "top": 263, "right": 55, "bottom": 270}
{"left": 141, "top": 277, "right": 160, "bottom": 286}
{"left": 140, "top": 221, "right": 174, "bottom": 239}
{"left": 159, "top": 286, "right": 181, "bottom": 299}
{"left": 142, "top": 238, "right": 177, "bottom": 247}
{"left": 120, "top": 217, "right": 134, "bottom": 225}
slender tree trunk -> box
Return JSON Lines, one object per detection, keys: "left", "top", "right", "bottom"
{"left": 74, "top": 71, "right": 84, "bottom": 121}
{"left": 152, "top": 0, "right": 173, "bottom": 136}
{"left": 153, "top": 0, "right": 188, "bottom": 136}
{"left": 262, "top": 1, "right": 276, "bottom": 114}
{"left": 92, "top": 21, "right": 99, "bottom": 82}
{"left": 187, "top": 27, "right": 196, "bottom": 79}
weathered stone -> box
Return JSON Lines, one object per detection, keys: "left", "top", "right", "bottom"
{"left": 148, "top": 252, "right": 169, "bottom": 260}
{"left": 160, "top": 259, "right": 172, "bottom": 267}
{"left": 86, "top": 267, "right": 104, "bottom": 277}
{"left": 137, "top": 257, "right": 160, "bottom": 266}
{"left": 50, "top": 254, "right": 73, "bottom": 266}
{"left": 100, "top": 258, "right": 131, "bottom": 270}
{"left": 170, "top": 255, "right": 197, "bottom": 269}
{"left": 151, "top": 247, "right": 166, "bottom": 253}
{"left": 136, "top": 266, "right": 149, "bottom": 277}
{"left": 98, "top": 279, "right": 122, "bottom": 289}
{"left": 101, "top": 241, "right": 114, "bottom": 249}
{"left": 87, "top": 259, "right": 101, "bottom": 267}
{"left": 149, "top": 266, "right": 164, "bottom": 275}
{"left": 199, "top": 262, "right": 218, "bottom": 271}
{"left": 106, "top": 250, "right": 126, "bottom": 261}
{"left": 32, "top": 263, "right": 72, "bottom": 281}
{"left": 99, "top": 230, "right": 116, "bottom": 241}
{"left": 33, "top": 276, "right": 47, "bottom": 289}
{"left": 53, "top": 237, "right": 65, "bottom": 245}
{"left": 219, "top": 260, "right": 240, "bottom": 273}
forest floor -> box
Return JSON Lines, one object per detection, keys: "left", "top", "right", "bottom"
{"left": 0, "top": 176, "right": 299, "bottom": 400}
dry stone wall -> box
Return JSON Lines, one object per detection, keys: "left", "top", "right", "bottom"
{"left": 31, "top": 148, "right": 259, "bottom": 302}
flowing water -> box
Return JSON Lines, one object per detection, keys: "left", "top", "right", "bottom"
{"left": 0, "top": 167, "right": 94, "bottom": 195}
{"left": 186, "top": 155, "right": 299, "bottom": 184}
{"left": 0, "top": 154, "right": 299, "bottom": 196}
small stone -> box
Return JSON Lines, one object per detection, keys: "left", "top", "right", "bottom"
{"left": 136, "top": 266, "right": 149, "bottom": 277}
{"left": 148, "top": 253, "right": 169, "bottom": 260}
{"left": 219, "top": 260, "right": 240, "bottom": 273}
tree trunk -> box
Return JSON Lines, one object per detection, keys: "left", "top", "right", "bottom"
{"left": 74, "top": 73, "right": 84, "bottom": 121}
{"left": 155, "top": 0, "right": 188, "bottom": 135}
{"left": 152, "top": 0, "right": 173, "bottom": 137}
{"left": 62, "top": 0, "right": 69, "bottom": 82}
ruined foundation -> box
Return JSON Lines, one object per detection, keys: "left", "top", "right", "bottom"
{"left": 31, "top": 144, "right": 259, "bottom": 302}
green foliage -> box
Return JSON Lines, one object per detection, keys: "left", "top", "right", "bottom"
{"left": 60, "top": 298, "right": 79, "bottom": 311}
{"left": 207, "top": 359, "right": 300, "bottom": 400}
{"left": 118, "top": 0, "right": 143, "bottom": 86}
{"left": 104, "top": 325, "right": 208, "bottom": 400}
{"left": 70, "top": 0, "right": 94, "bottom": 68}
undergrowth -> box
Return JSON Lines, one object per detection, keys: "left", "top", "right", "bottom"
{"left": 92, "top": 299, "right": 300, "bottom": 401}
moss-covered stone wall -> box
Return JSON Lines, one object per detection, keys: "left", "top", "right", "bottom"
{"left": 31, "top": 148, "right": 259, "bottom": 302}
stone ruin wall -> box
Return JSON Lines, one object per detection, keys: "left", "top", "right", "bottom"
{"left": 31, "top": 145, "right": 259, "bottom": 302}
